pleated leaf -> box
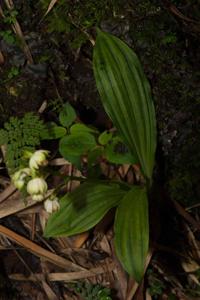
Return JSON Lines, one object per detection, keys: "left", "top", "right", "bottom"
{"left": 114, "top": 186, "right": 149, "bottom": 282}
{"left": 93, "top": 30, "right": 157, "bottom": 180}
{"left": 44, "top": 182, "right": 127, "bottom": 237}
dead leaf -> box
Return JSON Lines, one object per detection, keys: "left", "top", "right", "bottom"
{"left": 42, "top": 279, "right": 58, "bottom": 300}
{"left": 0, "top": 184, "right": 16, "bottom": 204}
{"left": 0, "top": 224, "right": 85, "bottom": 271}
{"left": 44, "top": 0, "right": 58, "bottom": 17}
{"left": 9, "top": 262, "right": 115, "bottom": 282}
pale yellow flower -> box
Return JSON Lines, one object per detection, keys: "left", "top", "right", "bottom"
{"left": 32, "top": 194, "right": 45, "bottom": 202}
{"left": 44, "top": 197, "right": 60, "bottom": 214}
{"left": 27, "top": 177, "right": 48, "bottom": 200}
{"left": 29, "top": 150, "right": 49, "bottom": 170}
{"left": 12, "top": 168, "right": 31, "bottom": 190}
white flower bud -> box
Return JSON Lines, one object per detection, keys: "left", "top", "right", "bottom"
{"left": 27, "top": 178, "right": 48, "bottom": 196}
{"left": 12, "top": 168, "right": 31, "bottom": 190}
{"left": 29, "top": 150, "right": 49, "bottom": 170}
{"left": 44, "top": 198, "right": 60, "bottom": 214}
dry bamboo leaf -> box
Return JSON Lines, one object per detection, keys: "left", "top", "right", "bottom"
{"left": 185, "top": 224, "right": 200, "bottom": 260}
{"left": 118, "top": 164, "right": 130, "bottom": 178}
{"left": 47, "top": 263, "right": 114, "bottom": 281}
{"left": 117, "top": 166, "right": 125, "bottom": 178}
{"left": 0, "top": 225, "right": 85, "bottom": 271}
{"left": 123, "top": 164, "right": 131, "bottom": 176}
{"left": 0, "top": 189, "right": 53, "bottom": 219}
{"left": 109, "top": 238, "right": 127, "bottom": 300}
{"left": 42, "top": 279, "right": 58, "bottom": 300}
{"left": 17, "top": 205, "right": 43, "bottom": 215}
{"left": 44, "top": 0, "right": 58, "bottom": 17}
{"left": 167, "top": 2, "right": 200, "bottom": 24}
{"left": 0, "top": 192, "right": 36, "bottom": 218}
{"left": 38, "top": 100, "right": 48, "bottom": 114}
{"left": 113, "top": 259, "right": 128, "bottom": 300}
{"left": 0, "top": 184, "right": 16, "bottom": 204}
{"left": 145, "top": 291, "right": 152, "bottom": 300}
{"left": 174, "top": 200, "right": 200, "bottom": 231}
{"left": 9, "top": 263, "right": 115, "bottom": 282}
{"left": 57, "top": 237, "right": 72, "bottom": 249}
{"left": 9, "top": 273, "right": 45, "bottom": 281}
{"left": 182, "top": 260, "right": 199, "bottom": 273}
{"left": 49, "top": 158, "right": 71, "bottom": 166}
{"left": 39, "top": 208, "right": 49, "bottom": 232}
{"left": 72, "top": 232, "right": 90, "bottom": 248}
{"left": 100, "top": 235, "right": 112, "bottom": 256}
{"left": 4, "top": 0, "right": 33, "bottom": 64}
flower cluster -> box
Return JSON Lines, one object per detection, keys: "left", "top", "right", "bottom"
{"left": 11, "top": 150, "right": 60, "bottom": 213}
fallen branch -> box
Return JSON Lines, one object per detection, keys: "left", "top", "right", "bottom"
{"left": 0, "top": 225, "right": 85, "bottom": 271}
{"left": 9, "top": 263, "right": 115, "bottom": 282}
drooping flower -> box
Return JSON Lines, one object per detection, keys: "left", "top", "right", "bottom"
{"left": 32, "top": 194, "right": 45, "bottom": 202}
{"left": 44, "top": 197, "right": 60, "bottom": 214}
{"left": 12, "top": 168, "right": 31, "bottom": 190}
{"left": 27, "top": 177, "right": 48, "bottom": 201}
{"left": 29, "top": 150, "right": 49, "bottom": 170}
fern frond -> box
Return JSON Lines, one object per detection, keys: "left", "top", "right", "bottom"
{"left": 1, "top": 113, "right": 46, "bottom": 172}
{"left": 0, "top": 129, "right": 8, "bottom": 145}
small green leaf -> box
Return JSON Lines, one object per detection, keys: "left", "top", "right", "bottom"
{"left": 70, "top": 123, "right": 98, "bottom": 135}
{"left": 105, "top": 137, "right": 137, "bottom": 164}
{"left": 44, "top": 182, "right": 126, "bottom": 237}
{"left": 114, "top": 186, "right": 149, "bottom": 282}
{"left": 98, "top": 131, "right": 113, "bottom": 145}
{"left": 41, "top": 122, "right": 66, "bottom": 139}
{"left": 59, "top": 133, "right": 96, "bottom": 157}
{"left": 59, "top": 102, "right": 76, "bottom": 128}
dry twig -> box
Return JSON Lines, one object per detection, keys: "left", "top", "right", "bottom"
{"left": 0, "top": 224, "right": 85, "bottom": 271}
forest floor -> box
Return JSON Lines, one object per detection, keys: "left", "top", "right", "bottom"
{"left": 0, "top": 0, "right": 200, "bottom": 299}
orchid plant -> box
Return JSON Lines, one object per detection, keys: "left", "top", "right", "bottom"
{"left": 11, "top": 30, "right": 157, "bottom": 283}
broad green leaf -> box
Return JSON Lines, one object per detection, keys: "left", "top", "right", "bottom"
{"left": 105, "top": 136, "right": 137, "bottom": 164}
{"left": 93, "top": 30, "right": 157, "bottom": 180}
{"left": 44, "top": 182, "right": 127, "bottom": 237}
{"left": 98, "top": 131, "right": 113, "bottom": 145}
{"left": 114, "top": 186, "right": 149, "bottom": 282}
{"left": 59, "top": 102, "right": 76, "bottom": 128}
{"left": 41, "top": 122, "right": 66, "bottom": 139}
{"left": 59, "top": 133, "right": 96, "bottom": 157}
{"left": 70, "top": 123, "right": 98, "bottom": 135}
